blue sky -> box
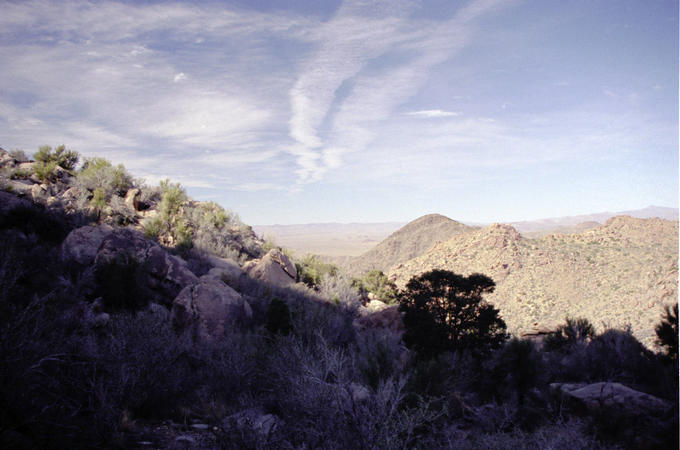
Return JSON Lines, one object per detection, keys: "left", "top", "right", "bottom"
{"left": 0, "top": 0, "right": 677, "bottom": 225}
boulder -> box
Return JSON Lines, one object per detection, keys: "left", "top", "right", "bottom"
{"left": 205, "top": 255, "right": 243, "bottom": 286}
{"left": 5, "top": 179, "right": 34, "bottom": 197}
{"left": 31, "top": 183, "right": 50, "bottom": 202}
{"left": 245, "top": 249, "right": 297, "bottom": 287}
{"left": 172, "top": 276, "right": 252, "bottom": 341}
{"left": 63, "top": 226, "right": 198, "bottom": 306}
{"left": 124, "top": 188, "right": 140, "bottom": 211}
{"left": 61, "top": 225, "right": 114, "bottom": 265}
{"left": 0, "top": 190, "right": 32, "bottom": 214}
{"left": 95, "top": 228, "right": 198, "bottom": 304}
{"left": 550, "top": 382, "right": 672, "bottom": 416}
{"left": 0, "top": 150, "right": 13, "bottom": 168}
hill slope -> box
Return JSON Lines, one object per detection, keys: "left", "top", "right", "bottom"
{"left": 389, "top": 216, "right": 678, "bottom": 348}
{"left": 344, "top": 213, "right": 477, "bottom": 276}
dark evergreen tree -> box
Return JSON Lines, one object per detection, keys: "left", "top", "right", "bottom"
{"left": 398, "top": 269, "right": 508, "bottom": 358}
{"left": 655, "top": 303, "right": 678, "bottom": 362}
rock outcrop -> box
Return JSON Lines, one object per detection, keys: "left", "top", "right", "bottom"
{"left": 62, "top": 226, "right": 198, "bottom": 306}
{"left": 243, "top": 249, "right": 297, "bottom": 287}
{"left": 171, "top": 275, "right": 252, "bottom": 341}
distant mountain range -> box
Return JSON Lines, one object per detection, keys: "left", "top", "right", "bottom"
{"left": 255, "top": 206, "right": 678, "bottom": 257}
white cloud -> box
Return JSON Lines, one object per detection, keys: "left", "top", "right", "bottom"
{"left": 173, "top": 72, "right": 187, "bottom": 83}
{"left": 407, "top": 109, "right": 461, "bottom": 118}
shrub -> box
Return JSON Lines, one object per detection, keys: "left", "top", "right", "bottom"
{"left": 33, "top": 144, "right": 79, "bottom": 171}
{"left": 655, "top": 303, "right": 678, "bottom": 362}
{"left": 94, "top": 252, "right": 149, "bottom": 311}
{"left": 318, "top": 273, "right": 361, "bottom": 311}
{"left": 544, "top": 317, "right": 595, "bottom": 352}
{"left": 487, "top": 338, "right": 544, "bottom": 406}
{"left": 295, "top": 255, "right": 338, "bottom": 288}
{"left": 77, "top": 157, "right": 133, "bottom": 196}
{"left": 9, "top": 167, "right": 32, "bottom": 179}
{"left": 9, "top": 149, "right": 29, "bottom": 162}
{"left": 90, "top": 187, "right": 107, "bottom": 218}
{"left": 33, "top": 160, "right": 57, "bottom": 183}
{"left": 353, "top": 270, "right": 398, "bottom": 304}
{"left": 585, "top": 327, "right": 657, "bottom": 387}
{"left": 398, "top": 269, "right": 508, "bottom": 358}
{"left": 266, "top": 297, "right": 293, "bottom": 336}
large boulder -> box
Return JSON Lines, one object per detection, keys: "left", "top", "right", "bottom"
{"left": 171, "top": 276, "right": 252, "bottom": 341}
{"left": 61, "top": 224, "right": 114, "bottom": 265}
{"left": 244, "top": 249, "right": 297, "bottom": 287}
{"left": 94, "top": 228, "right": 198, "bottom": 304}
{"left": 62, "top": 226, "right": 198, "bottom": 306}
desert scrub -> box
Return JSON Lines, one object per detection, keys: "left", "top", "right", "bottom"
{"left": 353, "top": 269, "right": 398, "bottom": 304}
{"left": 295, "top": 254, "right": 339, "bottom": 288}
{"left": 33, "top": 160, "right": 58, "bottom": 183}
{"left": 33, "top": 144, "right": 79, "bottom": 171}
{"left": 77, "top": 156, "right": 134, "bottom": 196}
{"left": 10, "top": 167, "right": 32, "bottom": 179}
{"left": 143, "top": 179, "right": 193, "bottom": 249}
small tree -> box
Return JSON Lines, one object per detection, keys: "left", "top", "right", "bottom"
{"left": 398, "top": 269, "right": 508, "bottom": 357}
{"left": 655, "top": 303, "right": 678, "bottom": 362}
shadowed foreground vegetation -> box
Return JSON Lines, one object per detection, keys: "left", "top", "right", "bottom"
{"left": 0, "top": 147, "right": 677, "bottom": 449}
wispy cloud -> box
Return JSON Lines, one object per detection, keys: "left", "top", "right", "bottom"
{"left": 286, "top": 0, "right": 508, "bottom": 184}
{"left": 407, "top": 109, "right": 461, "bottom": 118}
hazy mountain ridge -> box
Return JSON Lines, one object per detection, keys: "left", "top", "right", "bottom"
{"left": 340, "top": 214, "right": 477, "bottom": 276}
{"left": 388, "top": 216, "right": 678, "bottom": 348}
{"left": 510, "top": 206, "right": 679, "bottom": 236}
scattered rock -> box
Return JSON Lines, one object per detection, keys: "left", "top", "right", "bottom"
{"left": 225, "top": 408, "right": 280, "bottom": 439}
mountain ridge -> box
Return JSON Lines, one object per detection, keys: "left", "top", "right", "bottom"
{"left": 388, "top": 215, "right": 678, "bottom": 348}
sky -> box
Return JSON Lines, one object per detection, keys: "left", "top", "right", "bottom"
{"left": 0, "top": 0, "right": 677, "bottom": 225}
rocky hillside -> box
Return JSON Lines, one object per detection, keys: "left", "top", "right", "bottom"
{"left": 341, "top": 213, "right": 477, "bottom": 276}
{"left": 389, "top": 216, "right": 678, "bottom": 348}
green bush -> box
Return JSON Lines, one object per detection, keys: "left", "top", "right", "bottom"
{"left": 398, "top": 270, "right": 508, "bottom": 358}
{"left": 9, "top": 167, "right": 32, "bottom": 179}
{"left": 353, "top": 270, "right": 398, "bottom": 304}
{"left": 90, "top": 187, "right": 107, "bottom": 218}
{"left": 77, "top": 157, "right": 133, "bottom": 196}
{"left": 33, "top": 144, "right": 79, "bottom": 171}
{"left": 295, "top": 254, "right": 338, "bottom": 288}
{"left": 33, "top": 160, "right": 57, "bottom": 183}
